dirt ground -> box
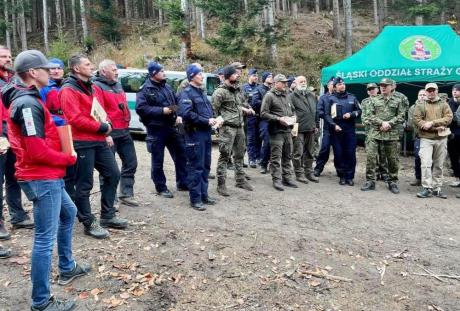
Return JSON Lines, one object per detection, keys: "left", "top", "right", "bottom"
{"left": 1, "top": 140, "right": 460, "bottom": 311}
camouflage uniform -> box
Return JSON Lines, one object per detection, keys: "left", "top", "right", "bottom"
{"left": 212, "top": 83, "right": 248, "bottom": 186}
{"left": 362, "top": 93, "right": 406, "bottom": 182}
{"left": 362, "top": 96, "right": 388, "bottom": 179}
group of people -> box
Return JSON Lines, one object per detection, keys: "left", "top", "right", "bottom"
{"left": 0, "top": 45, "right": 459, "bottom": 311}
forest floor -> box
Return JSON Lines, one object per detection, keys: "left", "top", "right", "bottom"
{"left": 1, "top": 140, "right": 460, "bottom": 311}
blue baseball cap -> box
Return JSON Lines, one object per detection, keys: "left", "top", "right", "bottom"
{"left": 147, "top": 61, "right": 163, "bottom": 76}
{"left": 48, "top": 57, "right": 64, "bottom": 69}
{"left": 248, "top": 68, "right": 257, "bottom": 76}
{"left": 186, "top": 64, "right": 202, "bottom": 81}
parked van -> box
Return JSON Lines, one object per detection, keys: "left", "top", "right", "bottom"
{"left": 117, "top": 69, "right": 220, "bottom": 134}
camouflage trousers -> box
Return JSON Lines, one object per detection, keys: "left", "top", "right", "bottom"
{"left": 216, "top": 125, "right": 246, "bottom": 184}
{"left": 293, "top": 131, "right": 316, "bottom": 176}
{"left": 269, "top": 132, "right": 294, "bottom": 182}
{"left": 365, "top": 132, "right": 388, "bottom": 178}
{"left": 365, "top": 139, "right": 399, "bottom": 182}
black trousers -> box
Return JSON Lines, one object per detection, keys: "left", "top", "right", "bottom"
{"left": 74, "top": 144, "right": 120, "bottom": 227}
{"left": 448, "top": 134, "right": 460, "bottom": 178}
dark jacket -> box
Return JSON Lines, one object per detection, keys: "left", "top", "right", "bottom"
{"left": 324, "top": 91, "right": 361, "bottom": 132}
{"left": 2, "top": 80, "right": 75, "bottom": 180}
{"left": 93, "top": 74, "right": 130, "bottom": 136}
{"left": 178, "top": 85, "right": 213, "bottom": 131}
{"left": 289, "top": 89, "right": 318, "bottom": 132}
{"left": 260, "top": 88, "right": 295, "bottom": 134}
{"left": 242, "top": 82, "right": 257, "bottom": 105}
{"left": 59, "top": 75, "right": 109, "bottom": 147}
{"left": 251, "top": 84, "right": 270, "bottom": 114}
{"left": 317, "top": 92, "right": 331, "bottom": 119}
{"left": 448, "top": 98, "right": 460, "bottom": 136}
{"left": 135, "top": 78, "right": 178, "bottom": 129}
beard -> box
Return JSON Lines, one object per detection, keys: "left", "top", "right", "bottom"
{"left": 297, "top": 85, "right": 307, "bottom": 92}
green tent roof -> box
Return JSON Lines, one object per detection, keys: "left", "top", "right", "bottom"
{"left": 321, "top": 25, "right": 460, "bottom": 84}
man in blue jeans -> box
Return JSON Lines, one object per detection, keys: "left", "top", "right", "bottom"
{"left": 2, "top": 50, "right": 90, "bottom": 311}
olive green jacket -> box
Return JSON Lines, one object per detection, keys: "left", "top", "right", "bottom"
{"left": 212, "top": 83, "right": 246, "bottom": 127}
{"left": 413, "top": 96, "right": 452, "bottom": 140}
{"left": 260, "top": 88, "right": 296, "bottom": 134}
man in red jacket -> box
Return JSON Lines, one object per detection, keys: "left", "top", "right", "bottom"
{"left": 93, "top": 59, "right": 138, "bottom": 206}
{"left": 0, "top": 45, "right": 33, "bottom": 240}
{"left": 3, "top": 49, "right": 90, "bottom": 311}
{"left": 60, "top": 54, "right": 127, "bottom": 239}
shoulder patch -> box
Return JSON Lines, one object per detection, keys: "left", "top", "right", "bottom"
{"left": 22, "top": 107, "right": 37, "bottom": 136}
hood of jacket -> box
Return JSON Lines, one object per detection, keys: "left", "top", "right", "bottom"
{"left": 2, "top": 79, "right": 40, "bottom": 109}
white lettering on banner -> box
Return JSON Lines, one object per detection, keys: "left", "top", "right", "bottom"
{"left": 334, "top": 67, "right": 460, "bottom": 82}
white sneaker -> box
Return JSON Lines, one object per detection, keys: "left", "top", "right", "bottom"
{"left": 449, "top": 180, "right": 460, "bottom": 187}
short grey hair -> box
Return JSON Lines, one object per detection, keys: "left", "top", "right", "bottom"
{"left": 68, "top": 53, "right": 88, "bottom": 73}
{"left": 98, "top": 59, "right": 117, "bottom": 71}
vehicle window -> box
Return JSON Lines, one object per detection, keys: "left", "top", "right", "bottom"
{"left": 206, "top": 76, "right": 220, "bottom": 96}
{"left": 119, "top": 72, "right": 148, "bottom": 93}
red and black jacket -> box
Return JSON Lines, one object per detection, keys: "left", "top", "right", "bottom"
{"left": 93, "top": 74, "right": 130, "bottom": 137}
{"left": 1, "top": 81, "right": 76, "bottom": 181}
{"left": 59, "top": 74, "right": 109, "bottom": 148}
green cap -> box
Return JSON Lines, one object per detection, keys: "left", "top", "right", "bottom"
{"left": 379, "top": 78, "right": 395, "bottom": 85}
{"left": 366, "top": 83, "right": 378, "bottom": 89}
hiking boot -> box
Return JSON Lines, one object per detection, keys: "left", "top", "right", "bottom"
{"left": 306, "top": 173, "right": 319, "bottom": 183}
{"left": 245, "top": 174, "right": 251, "bottom": 181}
{"left": 12, "top": 218, "right": 34, "bottom": 229}
{"left": 417, "top": 188, "right": 433, "bottom": 198}
{"left": 433, "top": 189, "right": 447, "bottom": 199}
{"left": 217, "top": 179, "right": 230, "bottom": 196}
{"left": 410, "top": 179, "right": 421, "bottom": 186}
{"left": 208, "top": 173, "right": 216, "bottom": 179}
{"left": 100, "top": 216, "right": 128, "bottom": 229}
{"left": 388, "top": 182, "right": 400, "bottom": 194}
{"left": 190, "top": 202, "right": 206, "bottom": 211}
{"left": 58, "top": 262, "right": 91, "bottom": 286}
{"left": 30, "top": 296, "right": 76, "bottom": 311}
{"left": 273, "top": 181, "right": 284, "bottom": 191}
{"left": 282, "top": 180, "right": 298, "bottom": 188}
{"left": 243, "top": 162, "right": 248, "bottom": 168}
{"left": 177, "top": 186, "right": 189, "bottom": 191}
{"left": 361, "top": 181, "right": 375, "bottom": 191}
{"left": 0, "top": 221, "right": 11, "bottom": 240}
{"left": 449, "top": 180, "right": 460, "bottom": 187}
{"left": 339, "top": 178, "right": 346, "bottom": 185}
{"left": 84, "top": 220, "right": 109, "bottom": 239}
{"left": 157, "top": 189, "right": 174, "bottom": 198}
{"left": 0, "top": 246, "right": 11, "bottom": 259}
{"left": 203, "top": 197, "right": 217, "bottom": 205}
{"left": 345, "top": 179, "right": 354, "bottom": 186}
{"left": 249, "top": 160, "right": 257, "bottom": 168}
{"left": 119, "top": 196, "right": 139, "bottom": 207}
{"left": 296, "top": 176, "right": 309, "bottom": 184}
{"left": 313, "top": 169, "right": 321, "bottom": 177}
{"left": 260, "top": 166, "right": 268, "bottom": 174}
{"left": 236, "top": 182, "right": 253, "bottom": 191}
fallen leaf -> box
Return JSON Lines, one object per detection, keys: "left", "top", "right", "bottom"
{"left": 78, "top": 292, "right": 90, "bottom": 299}
{"left": 308, "top": 279, "right": 321, "bottom": 287}
{"left": 120, "top": 292, "right": 130, "bottom": 299}
{"left": 91, "top": 288, "right": 103, "bottom": 295}
{"left": 9, "top": 256, "right": 29, "bottom": 265}
{"left": 132, "top": 287, "right": 145, "bottom": 296}
{"left": 4, "top": 281, "right": 11, "bottom": 287}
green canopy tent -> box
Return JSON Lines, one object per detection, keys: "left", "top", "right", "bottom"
{"left": 320, "top": 25, "right": 460, "bottom": 151}
{"left": 321, "top": 25, "right": 460, "bottom": 86}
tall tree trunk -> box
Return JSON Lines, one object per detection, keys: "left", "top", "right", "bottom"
{"left": 80, "top": 0, "right": 89, "bottom": 42}
{"left": 4, "top": 0, "right": 11, "bottom": 50}
{"left": 43, "top": 0, "right": 49, "bottom": 53}
{"left": 62, "top": 0, "right": 67, "bottom": 26}
{"left": 11, "top": 0, "right": 18, "bottom": 51}
{"left": 133, "top": 0, "right": 139, "bottom": 19}
{"left": 71, "top": 0, "right": 77, "bottom": 39}
{"left": 199, "top": 8, "right": 205, "bottom": 40}
{"left": 124, "top": 0, "right": 130, "bottom": 24}
{"left": 415, "top": 0, "right": 424, "bottom": 25}
{"left": 244, "top": 0, "right": 248, "bottom": 12}
{"left": 179, "top": 0, "right": 192, "bottom": 63}
{"left": 378, "top": 0, "right": 385, "bottom": 30}
{"left": 343, "top": 0, "right": 352, "bottom": 56}
{"left": 55, "top": 0, "right": 63, "bottom": 37}
{"left": 267, "top": 0, "right": 277, "bottom": 62}
{"left": 332, "top": 0, "right": 340, "bottom": 39}
{"left": 159, "top": 8, "right": 163, "bottom": 26}
{"left": 315, "top": 0, "right": 320, "bottom": 13}
{"left": 373, "top": 0, "right": 379, "bottom": 26}
{"left": 292, "top": 1, "right": 298, "bottom": 19}
{"left": 18, "top": 0, "right": 27, "bottom": 50}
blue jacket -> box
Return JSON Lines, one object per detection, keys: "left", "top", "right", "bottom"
{"left": 317, "top": 92, "right": 332, "bottom": 120}
{"left": 243, "top": 82, "right": 258, "bottom": 104}
{"left": 178, "top": 85, "right": 213, "bottom": 131}
{"left": 324, "top": 91, "right": 361, "bottom": 132}
{"left": 135, "top": 78, "right": 178, "bottom": 128}
{"left": 251, "top": 84, "right": 270, "bottom": 114}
